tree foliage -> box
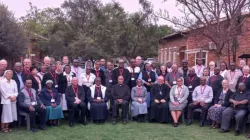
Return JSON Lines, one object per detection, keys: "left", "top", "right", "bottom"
{"left": 20, "top": 0, "right": 172, "bottom": 60}
{"left": 0, "top": 3, "right": 27, "bottom": 58}
{"left": 153, "top": 0, "right": 250, "bottom": 63}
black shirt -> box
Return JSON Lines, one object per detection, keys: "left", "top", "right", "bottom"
{"left": 231, "top": 90, "right": 250, "bottom": 109}
{"left": 111, "top": 84, "right": 130, "bottom": 100}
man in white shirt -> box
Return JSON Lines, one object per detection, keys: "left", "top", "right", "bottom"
{"left": 186, "top": 76, "right": 213, "bottom": 127}
{"left": 220, "top": 62, "right": 227, "bottom": 78}
{"left": 71, "top": 59, "right": 84, "bottom": 81}
{"left": 193, "top": 58, "right": 206, "bottom": 77}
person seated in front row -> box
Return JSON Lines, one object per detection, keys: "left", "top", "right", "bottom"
{"left": 18, "top": 79, "right": 47, "bottom": 132}
{"left": 207, "top": 79, "right": 233, "bottom": 129}
{"left": 220, "top": 82, "right": 250, "bottom": 136}
{"left": 149, "top": 76, "right": 170, "bottom": 123}
{"left": 39, "top": 80, "right": 64, "bottom": 126}
{"left": 111, "top": 76, "right": 130, "bottom": 125}
{"left": 65, "top": 77, "right": 86, "bottom": 127}
{"left": 131, "top": 79, "right": 148, "bottom": 122}
{"left": 186, "top": 76, "right": 213, "bottom": 127}
{"left": 88, "top": 77, "right": 109, "bottom": 124}
{"left": 169, "top": 77, "right": 189, "bottom": 127}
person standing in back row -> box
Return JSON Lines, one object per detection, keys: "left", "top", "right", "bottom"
{"left": 165, "top": 64, "right": 183, "bottom": 88}
{"left": 127, "top": 59, "right": 140, "bottom": 89}
{"left": 224, "top": 62, "right": 242, "bottom": 93}
{"left": 112, "top": 59, "right": 130, "bottom": 85}
{"left": 193, "top": 58, "right": 206, "bottom": 78}
{"left": 91, "top": 60, "right": 105, "bottom": 85}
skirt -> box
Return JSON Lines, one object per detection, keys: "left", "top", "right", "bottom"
{"left": 207, "top": 106, "right": 226, "bottom": 123}
{"left": 1, "top": 103, "right": 17, "bottom": 123}
{"left": 131, "top": 101, "right": 147, "bottom": 117}
{"left": 169, "top": 102, "right": 187, "bottom": 111}
{"left": 46, "top": 106, "right": 64, "bottom": 120}
{"left": 90, "top": 102, "right": 108, "bottom": 121}
{"left": 60, "top": 94, "right": 68, "bottom": 111}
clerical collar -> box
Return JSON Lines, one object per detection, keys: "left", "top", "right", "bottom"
{"left": 118, "top": 84, "right": 123, "bottom": 86}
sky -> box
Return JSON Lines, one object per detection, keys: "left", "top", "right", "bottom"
{"left": 0, "top": 0, "right": 182, "bottom": 25}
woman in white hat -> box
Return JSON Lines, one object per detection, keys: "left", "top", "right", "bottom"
{"left": 39, "top": 80, "right": 64, "bottom": 126}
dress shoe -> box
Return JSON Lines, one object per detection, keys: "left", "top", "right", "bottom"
{"left": 82, "top": 121, "right": 87, "bottom": 126}
{"left": 122, "top": 119, "right": 128, "bottom": 125}
{"left": 234, "top": 130, "right": 240, "bottom": 136}
{"left": 39, "top": 125, "right": 46, "bottom": 130}
{"left": 219, "top": 129, "right": 229, "bottom": 133}
{"left": 186, "top": 119, "right": 192, "bottom": 126}
{"left": 69, "top": 122, "right": 74, "bottom": 127}
{"left": 30, "top": 128, "right": 38, "bottom": 133}
{"left": 112, "top": 119, "right": 117, "bottom": 125}
{"left": 199, "top": 121, "right": 204, "bottom": 127}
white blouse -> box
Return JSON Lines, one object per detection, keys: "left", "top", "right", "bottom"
{"left": 0, "top": 79, "right": 18, "bottom": 104}
{"left": 79, "top": 73, "right": 96, "bottom": 87}
{"left": 63, "top": 72, "right": 75, "bottom": 86}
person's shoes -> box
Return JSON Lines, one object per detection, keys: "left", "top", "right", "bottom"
{"left": 186, "top": 119, "right": 192, "bottom": 126}
{"left": 234, "top": 130, "right": 240, "bottom": 136}
{"left": 219, "top": 129, "right": 229, "bottom": 133}
{"left": 112, "top": 119, "right": 117, "bottom": 125}
{"left": 69, "top": 122, "right": 74, "bottom": 127}
{"left": 82, "top": 121, "right": 87, "bottom": 126}
{"left": 140, "top": 115, "right": 145, "bottom": 122}
{"left": 30, "top": 128, "right": 38, "bottom": 133}
{"left": 39, "top": 125, "right": 46, "bottom": 130}
{"left": 199, "top": 121, "right": 204, "bottom": 127}
{"left": 122, "top": 119, "right": 128, "bottom": 125}
{"left": 100, "top": 120, "right": 105, "bottom": 124}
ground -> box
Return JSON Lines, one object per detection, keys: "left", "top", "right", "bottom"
{"left": 0, "top": 121, "right": 247, "bottom": 140}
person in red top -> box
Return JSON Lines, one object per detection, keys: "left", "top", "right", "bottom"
{"left": 65, "top": 77, "right": 86, "bottom": 127}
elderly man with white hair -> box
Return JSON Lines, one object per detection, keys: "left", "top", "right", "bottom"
{"left": 44, "top": 56, "right": 51, "bottom": 72}
{"left": 0, "top": 59, "right": 7, "bottom": 78}
{"left": 236, "top": 65, "right": 250, "bottom": 90}
{"left": 239, "top": 59, "right": 246, "bottom": 72}
{"left": 209, "top": 61, "right": 216, "bottom": 76}
{"left": 23, "top": 58, "right": 32, "bottom": 76}
{"left": 135, "top": 56, "right": 144, "bottom": 71}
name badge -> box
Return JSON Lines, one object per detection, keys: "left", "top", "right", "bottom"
{"left": 189, "top": 86, "right": 192, "bottom": 89}
{"left": 97, "top": 97, "right": 101, "bottom": 100}
{"left": 177, "top": 98, "right": 181, "bottom": 101}
{"left": 229, "top": 81, "right": 234, "bottom": 84}
{"left": 148, "top": 79, "right": 152, "bottom": 82}
{"left": 51, "top": 99, "right": 55, "bottom": 103}
{"left": 109, "top": 80, "right": 113, "bottom": 83}
{"left": 55, "top": 85, "right": 58, "bottom": 88}
{"left": 131, "top": 78, "right": 135, "bottom": 80}
{"left": 173, "top": 81, "right": 177, "bottom": 85}
{"left": 159, "top": 91, "right": 162, "bottom": 95}
{"left": 31, "top": 101, "right": 36, "bottom": 106}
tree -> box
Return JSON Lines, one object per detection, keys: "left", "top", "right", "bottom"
{"left": 152, "top": 0, "right": 250, "bottom": 63}
{"left": 0, "top": 3, "right": 27, "bottom": 58}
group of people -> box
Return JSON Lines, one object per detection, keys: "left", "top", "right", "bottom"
{"left": 0, "top": 56, "right": 250, "bottom": 137}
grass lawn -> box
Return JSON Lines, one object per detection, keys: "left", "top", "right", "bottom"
{"left": 0, "top": 120, "right": 248, "bottom": 140}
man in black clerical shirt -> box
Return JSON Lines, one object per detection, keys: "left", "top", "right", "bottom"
{"left": 111, "top": 76, "right": 130, "bottom": 125}
{"left": 112, "top": 59, "right": 130, "bottom": 85}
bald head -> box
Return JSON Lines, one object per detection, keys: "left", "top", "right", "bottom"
{"left": 14, "top": 62, "right": 22, "bottom": 72}
{"left": 172, "top": 64, "right": 178, "bottom": 72}
{"left": 95, "top": 77, "right": 102, "bottom": 86}
{"left": 118, "top": 76, "right": 124, "bottom": 84}
{"left": 200, "top": 76, "right": 207, "bottom": 85}
{"left": 71, "top": 77, "right": 78, "bottom": 86}
{"left": 130, "top": 59, "right": 136, "bottom": 67}
{"left": 118, "top": 59, "right": 124, "bottom": 68}
{"left": 136, "top": 56, "right": 142, "bottom": 65}
{"left": 157, "top": 76, "right": 164, "bottom": 84}
{"left": 23, "top": 59, "right": 31, "bottom": 68}
{"left": 0, "top": 59, "right": 7, "bottom": 70}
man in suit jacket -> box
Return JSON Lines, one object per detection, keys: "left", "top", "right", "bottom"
{"left": 91, "top": 60, "right": 105, "bottom": 85}
{"left": 18, "top": 79, "right": 46, "bottom": 132}
{"left": 42, "top": 63, "right": 59, "bottom": 88}
{"left": 112, "top": 59, "right": 130, "bottom": 85}
{"left": 65, "top": 77, "right": 86, "bottom": 127}
{"left": 208, "top": 67, "right": 224, "bottom": 100}
{"left": 12, "top": 62, "right": 26, "bottom": 91}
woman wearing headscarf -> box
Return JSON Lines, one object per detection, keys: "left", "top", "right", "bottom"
{"left": 169, "top": 77, "right": 189, "bottom": 127}
{"left": 131, "top": 79, "right": 148, "bottom": 122}
{"left": 0, "top": 70, "right": 18, "bottom": 133}
{"left": 39, "top": 80, "right": 64, "bottom": 126}
{"left": 58, "top": 64, "right": 76, "bottom": 111}
{"left": 87, "top": 77, "right": 109, "bottom": 124}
